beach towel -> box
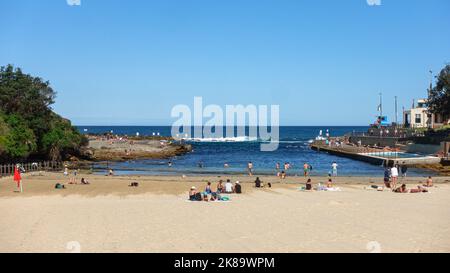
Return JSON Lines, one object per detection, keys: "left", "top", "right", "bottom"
{"left": 325, "top": 187, "right": 341, "bottom": 192}
{"left": 185, "top": 199, "right": 232, "bottom": 203}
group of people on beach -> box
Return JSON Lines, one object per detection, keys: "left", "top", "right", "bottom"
{"left": 188, "top": 176, "right": 277, "bottom": 201}
{"left": 382, "top": 164, "right": 431, "bottom": 192}
{"left": 189, "top": 179, "right": 242, "bottom": 202}
{"left": 302, "top": 174, "right": 336, "bottom": 191}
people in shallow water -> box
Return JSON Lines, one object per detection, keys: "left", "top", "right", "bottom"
{"left": 303, "top": 163, "right": 309, "bottom": 177}
{"left": 247, "top": 162, "right": 254, "bottom": 176}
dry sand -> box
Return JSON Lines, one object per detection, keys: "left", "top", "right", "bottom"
{"left": 0, "top": 172, "right": 449, "bottom": 253}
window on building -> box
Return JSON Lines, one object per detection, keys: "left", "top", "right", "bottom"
{"left": 415, "top": 114, "right": 421, "bottom": 124}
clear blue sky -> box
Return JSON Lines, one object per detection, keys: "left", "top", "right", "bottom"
{"left": 1, "top": 0, "right": 449, "bottom": 126}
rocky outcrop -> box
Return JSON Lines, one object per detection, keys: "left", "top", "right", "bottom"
{"left": 85, "top": 138, "right": 192, "bottom": 162}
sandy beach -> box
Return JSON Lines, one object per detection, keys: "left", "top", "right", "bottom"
{"left": 0, "top": 172, "right": 449, "bottom": 253}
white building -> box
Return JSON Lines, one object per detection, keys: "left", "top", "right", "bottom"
{"left": 403, "top": 99, "right": 448, "bottom": 129}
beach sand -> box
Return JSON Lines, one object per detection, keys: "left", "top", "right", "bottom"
{"left": 0, "top": 172, "right": 449, "bottom": 253}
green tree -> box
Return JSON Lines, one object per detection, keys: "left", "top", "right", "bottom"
{"left": 0, "top": 115, "right": 10, "bottom": 156}
{"left": 0, "top": 64, "right": 87, "bottom": 162}
{"left": 0, "top": 64, "right": 56, "bottom": 141}
{"left": 428, "top": 64, "right": 450, "bottom": 118}
{"left": 1, "top": 114, "right": 37, "bottom": 159}
{"left": 42, "top": 117, "right": 85, "bottom": 161}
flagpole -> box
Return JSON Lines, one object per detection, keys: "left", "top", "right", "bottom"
{"left": 379, "top": 92, "right": 383, "bottom": 117}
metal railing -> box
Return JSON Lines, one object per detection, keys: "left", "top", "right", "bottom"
{"left": 0, "top": 161, "right": 63, "bottom": 177}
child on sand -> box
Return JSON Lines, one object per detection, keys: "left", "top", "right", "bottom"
{"left": 424, "top": 176, "right": 433, "bottom": 187}
{"left": 327, "top": 178, "right": 333, "bottom": 188}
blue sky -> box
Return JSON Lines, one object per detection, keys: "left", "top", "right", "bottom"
{"left": 1, "top": 0, "right": 449, "bottom": 126}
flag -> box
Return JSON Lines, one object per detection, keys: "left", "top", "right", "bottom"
{"left": 13, "top": 166, "right": 21, "bottom": 187}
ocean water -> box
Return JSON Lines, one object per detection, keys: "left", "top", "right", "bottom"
{"left": 77, "top": 126, "right": 433, "bottom": 177}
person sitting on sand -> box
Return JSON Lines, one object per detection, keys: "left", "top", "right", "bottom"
{"left": 217, "top": 180, "right": 224, "bottom": 193}
{"left": 327, "top": 178, "right": 333, "bottom": 188}
{"left": 55, "top": 183, "right": 66, "bottom": 189}
{"left": 108, "top": 169, "right": 114, "bottom": 176}
{"left": 255, "top": 177, "right": 262, "bottom": 188}
{"left": 225, "top": 179, "right": 233, "bottom": 193}
{"left": 280, "top": 171, "right": 286, "bottom": 179}
{"left": 306, "top": 178, "right": 313, "bottom": 191}
{"left": 205, "top": 182, "right": 213, "bottom": 194}
{"left": 189, "top": 186, "right": 197, "bottom": 201}
{"left": 424, "top": 176, "right": 433, "bottom": 187}
{"left": 235, "top": 181, "right": 242, "bottom": 194}
{"left": 80, "top": 178, "right": 90, "bottom": 185}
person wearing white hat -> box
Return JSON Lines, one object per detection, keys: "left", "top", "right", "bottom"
{"left": 235, "top": 181, "right": 242, "bottom": 194}
{"left": 189, "top": 186, "right": 197, "bottom": 201}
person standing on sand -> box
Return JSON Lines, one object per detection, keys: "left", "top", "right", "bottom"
{"left": 383, "top": 167, "right": 391, "bottom": 188}
{"left": 390, "top": 165, "right": 399, "bottom": 190}
{"left": 331, "top": 162, "right": 338, "bottom": 177}
{"left": 401, "top": 164, "right": 408, "bottom": 177}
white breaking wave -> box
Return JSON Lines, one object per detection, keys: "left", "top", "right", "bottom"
{"left": 183, "top": 136, "right": 258, "bottom": 142}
